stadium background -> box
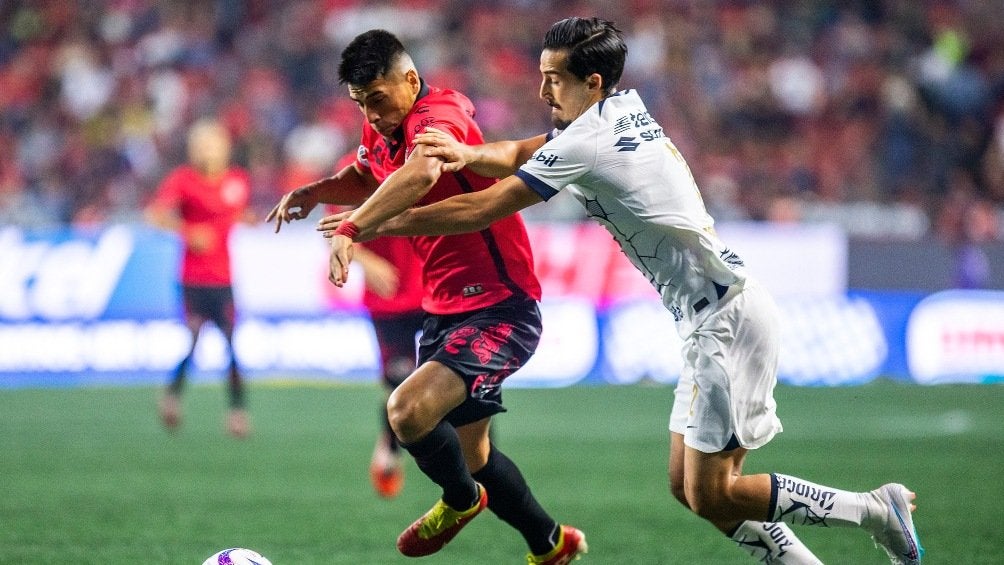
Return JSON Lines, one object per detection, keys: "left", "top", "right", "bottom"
{"left": 1, "top": 1, "right": 1003, "bottom": 564}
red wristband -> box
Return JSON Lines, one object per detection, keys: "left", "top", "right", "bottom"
{"left": 333, "top": 220, "right": 360, "bottom": 240}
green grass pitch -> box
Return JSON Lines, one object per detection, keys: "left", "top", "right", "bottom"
{"left": 2, "top": 380, "right": 1001, "bottom": 564}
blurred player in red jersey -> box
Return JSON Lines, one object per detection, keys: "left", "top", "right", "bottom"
{"left": 267, "top": 30, "right": 585, "bottom": 564}
{"left": 325, "top": 151, "right": 425, "bottom": 498}
{"left": 146, "top": 119, "right": 255, "bottom": 438}
{"left": 352, "top": 237, "right": 423, "bottom": 498}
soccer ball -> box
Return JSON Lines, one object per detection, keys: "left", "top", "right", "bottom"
{"left": 202, "top": 547, "right": 273, "bottom": 565}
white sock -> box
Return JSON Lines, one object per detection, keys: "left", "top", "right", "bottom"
{"left": 730, "top": 521, "right": 823, "bottom": 565}
{"left": 769, "top": 473, "right": 884, "bottom": 528}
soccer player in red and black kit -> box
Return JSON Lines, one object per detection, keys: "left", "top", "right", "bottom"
{"left": 146, "top": 119, "right": 254, "bottom": 438}
{"left": 267, "top": 30, "right": 585, "bottom": 564}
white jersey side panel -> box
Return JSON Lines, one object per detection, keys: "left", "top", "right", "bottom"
{"left": 516, "top": 90, "right": 748, "bottom": 336}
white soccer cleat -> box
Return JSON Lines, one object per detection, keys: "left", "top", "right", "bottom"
{"left": 869, "top": 483, "right": 924, "bottom": 565}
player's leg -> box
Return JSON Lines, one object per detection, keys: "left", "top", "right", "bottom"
{"left": 389, "top": 360, "right": 486, "bottom": 557}
{"left": 210, "top": 287, "right": 247, "bottom": 437}
{"left": 684, "top": 447, "right": 922, "bottom": 563}
{"left": 439, "top": 297, "right": 584, "bottom": 564}
{"left": 456, "top": 418, "right": 576, "bottom": 559}
{"left": 680, "top": 282, "right": 922, "bottom": 563}
{"left": 369, "top": 312, "right": 422, "bottom": 497}
{"left": 159, "top": 286, "right": 205, "bottom": 429}
{"left": 670, "top": 431, "right": 819, "bottom": 561}
{"left": 667, "top": 282, "right": 821, "bottom": 564}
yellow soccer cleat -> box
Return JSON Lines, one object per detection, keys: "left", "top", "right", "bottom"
{"left": 396, "top": 483, "right": 488, "bottom": 557}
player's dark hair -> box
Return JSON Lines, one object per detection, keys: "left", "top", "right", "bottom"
{"left": 338, "top": 29, "right": 408, "bottom": 86}
{"left": 543, "top": 17, "right": 626, "bottom": 95}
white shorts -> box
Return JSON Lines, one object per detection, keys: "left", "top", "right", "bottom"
{"left": 669, "top": 280, "right": 783, "bottom": 453}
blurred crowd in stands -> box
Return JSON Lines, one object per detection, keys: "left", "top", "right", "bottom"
{"left": 0, "top": 0, "right": 1002, "bottom": 244}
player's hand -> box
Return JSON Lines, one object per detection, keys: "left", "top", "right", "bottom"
{"left": 317, "top": 210, "right": 353, "bottom": 237}
{"left": 184, "top": 224, "right": 215, "bottom": 254}
{"left": 265, "top": 186, "right": 319, "bottom": 233}
{"left": 413, "top": 126, "right": 468, "bottom": 173}
{"left": 328, "top": 235, "right": 354, "bottom": 287}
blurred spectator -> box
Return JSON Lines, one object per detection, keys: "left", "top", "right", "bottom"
{"left": 0, "top": 0, "right": 1002, "bottom": 239}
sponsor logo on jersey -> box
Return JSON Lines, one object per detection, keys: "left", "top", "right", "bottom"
{"left": 614, "top": 136, "right": 640, "bottom": 152}
{"left": 530, "top": 151, "right": 560, "bottom": 167}
{"left": 412, "top": 116, "right": 438, "bottom": 135}
{"left": 462, "top": 284, "right": 485, "bottom": 297}
{"left": 720, "top": 247, "right": 745, "bottom": 268}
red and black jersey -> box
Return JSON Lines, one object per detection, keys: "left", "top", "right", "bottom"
{"left": 354, "top": 82, "right": 541, "bottom": 315}
{"left": 149, "top": 165, "right": 250, "bottom": 286}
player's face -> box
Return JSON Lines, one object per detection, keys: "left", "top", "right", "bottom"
{"left": 187, "top": 123, "right": 231, "bottom": 174}
{"left": 348, "top": 69, "right": 420, "bottom": 137}
{"left": 539, "top": 49, "right": 602, "bottom": 130}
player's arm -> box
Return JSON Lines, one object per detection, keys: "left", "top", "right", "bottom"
{"left": 351, "top": 245, "right": 401, "bottom": 299}
{"left": 337, "top": 142, "right": 447, "bottom": 237}
{"left": 144, "top": 176, "right": 213, "bottom": 253}
{"left": 325, "top": 142, "right": 450, "bottom": 287}
{"left": 144, "top": 204, "right": 181, "bottom": 232}
{"left": 381, "top": 175, "right": 543, "bottom": 237}
{"left": 266, "top": 161, "right": 378, "bottom": 233}
{"left": 414, "top": 127, "right": 547, "bottom": 178}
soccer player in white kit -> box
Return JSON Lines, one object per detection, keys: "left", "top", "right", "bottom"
{"left": 322, "top": 17, "right": 924, "bottom": 565}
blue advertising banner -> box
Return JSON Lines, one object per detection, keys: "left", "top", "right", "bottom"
{"left": 1, "top": 224, "right": 1001, "bottom": 388}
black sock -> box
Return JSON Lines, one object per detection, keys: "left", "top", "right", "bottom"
{"left": 168, "top": 356, "right": 190, "bottom": 396}
{"left": 227, "top": 358, "right": 245, "bottom": 409}
{"left": 471, "top": 445, "right": 558, "bottom": 555}
{"left": 381, "top": 407, "right": 400, "bottom": 453}
{"left": 402, "top": 421, "right": 478, "bottom": 510}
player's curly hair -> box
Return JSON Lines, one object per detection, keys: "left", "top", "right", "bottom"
{"left": 338, "top": 29, "right": 408, "bottom": 86}
{"left": 543, "top": 17, "right": 627, "bottom": 95}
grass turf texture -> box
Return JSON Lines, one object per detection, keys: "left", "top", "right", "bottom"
{"left": 1, "top": 380, "right": 1000, "bottom": 564}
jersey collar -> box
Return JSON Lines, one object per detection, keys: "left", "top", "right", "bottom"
{"left": 386, "top": 79, "right": 432, "bottom": 149}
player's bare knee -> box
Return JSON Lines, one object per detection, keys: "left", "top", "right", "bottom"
{"left": 386, "top": 391, "right": 426, "bottom": 443}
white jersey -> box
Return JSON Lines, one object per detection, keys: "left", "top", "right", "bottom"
{"left": 516, "top": 89, "right": 747, "bottom": 337}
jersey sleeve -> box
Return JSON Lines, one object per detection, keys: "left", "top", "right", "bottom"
{"left": 148, "top": 169, "right": 184, "bottom": 211}
{"left": 514, "top": 130, "right": 594, "bottom": 201}
{"left": 354, "top": 135, "right": 373, "bottom": 174}
{"left": 401, "top": 93, "right": 477, "bottom": 152}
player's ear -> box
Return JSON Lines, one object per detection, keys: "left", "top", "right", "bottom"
{"left": 586, "top": 73, "right": 603, "bottom": 93}
{"left": 405, "top": 68, "right": 421, "bottom": 92}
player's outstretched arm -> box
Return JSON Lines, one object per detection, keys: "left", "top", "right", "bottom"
{"left": 325, "top": 142, "right": 450, "bottom": 287}
{"left": 414, "top": 127, "right": 547, "bottom": 178}
{"left": 379, "top": 175, "right": 543, "bottom": 237}
{"left": 265, "top": 162, "right": 377, "bottom": 233}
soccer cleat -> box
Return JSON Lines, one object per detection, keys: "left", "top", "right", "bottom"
{"left": 396, "top": 483, "right": 487, "bottom": 557}
{"left": 370, "top": 463, "right": 404, "bottom": 498}
{"left": 868, "top": 483, "right": 924, "bottom": 565}
{"left": 158, "top": 393, "right": 181, "bottom": 430}
{"left": 370, "top": 433, "right": 404, "bottom": 498}
{"left": 527, "top": 525, "right": 588, "bottom": 565}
